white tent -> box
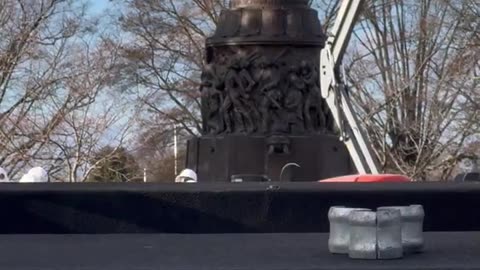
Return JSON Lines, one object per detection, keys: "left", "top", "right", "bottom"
{"left": 175, "top": 169, "right": 197, "bottom": 183}
{"left": 19, "top": 167, "right": 48, "bottom": 183}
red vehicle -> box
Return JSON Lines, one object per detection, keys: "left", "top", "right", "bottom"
{"left": 318, "top": 174, "right": 411, "bottom": 183}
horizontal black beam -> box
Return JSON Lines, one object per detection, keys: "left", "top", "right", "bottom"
{"left": 0, "top": 182, "right": 478, "bottom": 233}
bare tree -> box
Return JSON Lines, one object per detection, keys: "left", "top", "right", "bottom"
{"left": 0, "top": 0, "right": 134, "bottom": 181}
{"left": 311, "top": 0, "right": 342, "bottom": 31}
{"left": 134, "top": 126, "right": 187, "bottom": 182}
{"left": 345, "top": 0, "right": 480, "bottom": 180}
{"left": 115, "top": 0, "right": 229, "bottom": 137}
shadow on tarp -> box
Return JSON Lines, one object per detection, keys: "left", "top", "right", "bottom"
{"left": 0, "top": 182, "right": 478, "bottom": 233}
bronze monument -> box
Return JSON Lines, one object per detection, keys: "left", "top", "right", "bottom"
{"left": 186, "top": 0, "right": 354, "bottom": 181}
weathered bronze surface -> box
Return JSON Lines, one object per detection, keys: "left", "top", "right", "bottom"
{"left": 201, "top": 0, "right": 329, "bottom": 135}
{"left": 187, "top": 0, "right": 354, "bottom": 181}
{"left": 201, "top": 46, "right": 334, "bottom": 135}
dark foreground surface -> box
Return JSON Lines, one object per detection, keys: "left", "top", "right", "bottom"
{"left": 1, "top": 182, "right": 480, "bottom": 233}
{"left": 0, "top": 232, "right": 478, "bottom": 270}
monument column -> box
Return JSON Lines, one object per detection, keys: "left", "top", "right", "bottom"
{"left": 186, "top": 0, "right": 355, "bottom": 181}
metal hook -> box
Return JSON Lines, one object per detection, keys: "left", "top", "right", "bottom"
{"left": 279, "top": 162, "right": 301, "bottom": 182}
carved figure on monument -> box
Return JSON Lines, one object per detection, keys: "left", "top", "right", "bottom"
{"left": 201, "top": 64, "right": 225, "bottom": 134}
{"left": 285, "top": 66, "right": 306, "bottom": 133}
{"left": 261, "top": 85, "right": 284, "bottom": 134}
{"left": 222, "top": 57, "right": 259, "bottom": 134}
{"left": 254, "top": 58, "right": 282, "bottom": 133}
{"left": 254, "top": 56, "right": 279, "bottom": 94}
{"left": 300, "top": 60, "right": 326, "bottom": 131}
{"left": 253, "top": 49, "right": 288, "bottom": 94}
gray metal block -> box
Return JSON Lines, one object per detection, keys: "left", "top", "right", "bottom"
{"left": 376, "top": 209, "right": 403, "bottom": 259}
{"left": 328, "top": 205, "right": 425, "bottom": 260}
{"left": 348, "top": 210, "right": 377, "bottom": 259}
{"left": 328, "top": 206, "right": 370, "bottom": 254}
{"left": 378, "top": 205, "right": 424, "bottom": 253}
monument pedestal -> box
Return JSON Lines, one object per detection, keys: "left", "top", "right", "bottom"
{"left": 186, "top": 135, "right": 354, "bottom": 182}
{"left": 186, "top": 0, "right": 355, "bottom": 182}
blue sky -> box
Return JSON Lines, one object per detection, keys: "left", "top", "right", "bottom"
{"left": 89, "top": 0, "right": 111, "bottom": 14}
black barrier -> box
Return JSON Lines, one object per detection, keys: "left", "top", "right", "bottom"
{"left": 0, "top": 182, "right": 479, "bottom": 234}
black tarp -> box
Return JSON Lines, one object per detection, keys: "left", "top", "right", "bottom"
{"left": 0, "top": 182, "right": 478, "bottom": 233}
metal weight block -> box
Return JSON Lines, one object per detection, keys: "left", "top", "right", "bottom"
{"left": 348, "top": 210, "right": 377, "bottom": 259}
{"left": 376, "top": 209, "right": 403, "bottom": 259}
{"left": 328, "top": 206, "right": 370, "bottom": 254}
{"left": 378, "top": 205, "right": 424, "bottom": 253}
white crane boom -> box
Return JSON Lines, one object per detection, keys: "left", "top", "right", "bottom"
{"left": 320, "top": 0, "right": 380, "bottom": 174}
